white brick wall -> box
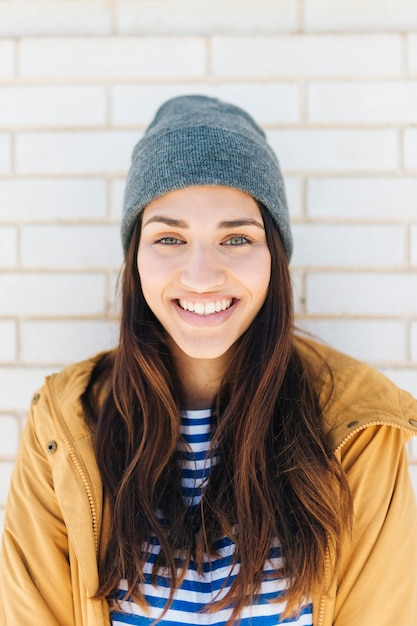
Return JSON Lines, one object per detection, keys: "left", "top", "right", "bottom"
{"left": 19, "top": 37, "right": 206, "bottom": 79}
{"left": 405, "top": 129, "right": 417, "bottom": 168}
{"left": 0, "top": 134, "right": 11, "bottom": 173}
{"left": 0, "top": 40, "right": 14, "bottom": 80}
{"left": 115, "top": 1, "right": 298, "bottom": 35}
{"left": 1, "top": 0, "right": 417, "bottom": 533}
{"left": 308, "top": 81, "right": 417, "bottom": 123}
{"left": 304, "top": 0, "right": 417, "bottom": 31}
{"left": 0, "top": 86, "right": 108, "bottom": 127}
{"left": 0, "top": 179, "right": 107, "bottom": 219}
{"left": 211, "top": 35, "right": 404, "bottom": 77}
{"left": 308, "top": 178, "right": 417, "bottom": 219}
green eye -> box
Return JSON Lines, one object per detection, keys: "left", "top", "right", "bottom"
{"left": 157, "top": 237, "right": 182, "bottom": 245}
{"left": 225, "top": 235, "right": 250, "bottom": 246}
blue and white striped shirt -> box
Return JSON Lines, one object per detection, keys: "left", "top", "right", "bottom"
{"left": 111, "top": 409, "right": 313, "bottom": 625}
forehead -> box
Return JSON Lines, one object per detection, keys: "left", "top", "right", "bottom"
{"left": 142, "top": 185, "right": 262, "bottom": 223}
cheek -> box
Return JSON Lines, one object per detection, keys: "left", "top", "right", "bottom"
{"left": 137, "top": 250, "right": 175, "bottom": 310}
{"left": 245, "top": 253, "right": 271, "bottom": 296}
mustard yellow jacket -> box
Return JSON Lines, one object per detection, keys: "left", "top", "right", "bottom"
{"left": 1, "top": 341, "right": 417, "bottom": 626}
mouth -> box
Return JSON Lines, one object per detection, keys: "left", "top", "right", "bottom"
{"left": 177, "top": 298, "right": 235, "bottom": 316}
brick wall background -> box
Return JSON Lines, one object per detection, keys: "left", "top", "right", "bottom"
{"left": 1, "top": 0, "right": 417, "bottom": 531}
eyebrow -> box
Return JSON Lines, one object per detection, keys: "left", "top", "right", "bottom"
{"left": 143, "top": 216, "right": 188, "bottom": 228}
{"left": 217, "top": 219, "right": 264, "bottom": 230}
{"left": 143, "top": 216, "right": 264, "bottom": 230}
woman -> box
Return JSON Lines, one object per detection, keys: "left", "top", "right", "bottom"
{"left": 1, "top": 95, "right": 417, "bottom": 626}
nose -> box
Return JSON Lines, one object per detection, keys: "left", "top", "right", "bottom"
{"left": 180, "top": 244, "right": 225, "bottom": 292}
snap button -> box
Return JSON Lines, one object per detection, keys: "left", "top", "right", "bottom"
{"left": 409, "top": 419, "right": 417, "bottom": 428}
{"left": 47, "top": 440, "right": 57, "bottom": 454}
{"left": 347, "top": 421, "right": 359, "bottom": 428}
{"left": 32, "top": 393, "right": 40, "bottom": 404}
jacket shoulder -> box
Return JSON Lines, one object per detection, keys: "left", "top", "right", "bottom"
{"left": 31, "top": 351, "right": 114, "bottom": 443}
{"left": 46, "top": 350, "right": 112, "bottom": 398}
{"left": 295, "top": 336, "right": 417, "bottom": 449}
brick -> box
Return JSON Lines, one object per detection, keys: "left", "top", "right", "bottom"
{"left": 112, "top": 83, "right": 299, "bottom": 125}
{"left": 107, "top": 271, "right": 122, "bottom": 317}
{"left": 380, "top": 368, "right": 417, "bottom": 398}
{"left": 0, "top": 2, "right": 112, "bottom": 36}
{"left": 284, "top": 177, "right": 302, "bottom": 219}
{"left": 0, "top": 462, "right": 14, "bottom": 505}
{"left": 211, "top": 35, "right": 403, "bottom": 78}
{"left": 409, "top": 35, "right": 417, "bottom": 73}
{"left": 267, "top": 129, "right": 397, "bottom": 172}
{"left": 21, "top": 225, "right": 123, "bottom": 269}
{"left": 0, "top": 134, "right": 11, "bottom": 174}
{"left": 0, "top": 274, "right": 107, "bottom": 316}
{"left": 291, "top": 270, "right": 304, "bottom": 314}
{"left": 411, "top": 227, "right": 417, "bottom": 266}
{"left": 0, "top": 227, "right": 17, "bottom": 267}
{"left": 0, "top": 179, "right": 107, "bottom": 221}
{"left": 298, "top": 319, "right": 405, "bottom": 363}
{"left": 308, "top": 81, "right": 417, "bottom": 123}
{"left": 116, "top": 0, "right": 298, "bottom": 35}
{"left": 0, "top": 416, "right": 20, "bottom": 457}
{"left": 110, "top": 179, "right": 125, "bottom": 220}
{"left": 20, "top": 320, "right": 118, "bottom": 364}
{"left": 0, "top": 86, "right": 107, "bottom": 127}
{"left": 0, "top": 40, "right": 14, "bottom": 80}
{"left": 411, "top": 322, "right": 417, "bottom": 362}
{"left": 0, "top": 321, "right": 17, "bottom": 363}
{"left": 404, "top": 129, "right": 417, "bottom": 169}
{"left": 19, "top": 37, "right": 206, "bottom": 79}
{"left": 305, "top": 0, "right": 417, "bottom": 31}
{"left": 0, "top": 367, "right": 51, "bottom": 411}
{"left": 306, "top": 273, "right": 417, "bottom": 316}
{"left": 291, "top": 224, "right": 404, "bottom": 267}
{"left": 16, "top": 131, "right": 138, "bottom": 174}
{"left": 308, "top": 178, "right": 417, "bottom": 220}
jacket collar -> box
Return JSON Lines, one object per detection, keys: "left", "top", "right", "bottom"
{"left": 46, "top": 341, "right": 417, "bottom": 452}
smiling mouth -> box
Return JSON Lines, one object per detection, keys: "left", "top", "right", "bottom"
{"left": 177, "top": 298, "right": 234, "bottom": 316}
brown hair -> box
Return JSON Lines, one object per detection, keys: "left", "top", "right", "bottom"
{"left": 82, "top": 205, "right": 352, "bottom": 623}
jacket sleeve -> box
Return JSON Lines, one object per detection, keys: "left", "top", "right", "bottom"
{"left": 333, "top": 425, "right": 417, "bottom": 625}
{"left": 0, "top": 392, "right": 76, "bottom": 626}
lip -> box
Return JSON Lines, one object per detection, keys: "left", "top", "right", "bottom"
{"left": 173, "top": 297, "right": 238, "bottom": 327}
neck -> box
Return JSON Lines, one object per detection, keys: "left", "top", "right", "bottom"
{"left": 170, "top": 347, "right": 232, "bottom": 410}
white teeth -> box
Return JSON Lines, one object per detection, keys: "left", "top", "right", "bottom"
{"left": 194, "top": 302, "right": 205, "bottom": 315}
{"left": 178, "top": 299, "right": 233, "bottom": 316}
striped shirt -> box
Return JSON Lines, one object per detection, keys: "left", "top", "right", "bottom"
{"left": 112, "top": 408, "right": 313, "bottom": 625}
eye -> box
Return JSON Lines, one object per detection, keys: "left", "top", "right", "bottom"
{"left": 155, "top": 236, "right": 183, "bottom": 245}
{"left": 223, "top": 235, "right": 251, "bottom": 246}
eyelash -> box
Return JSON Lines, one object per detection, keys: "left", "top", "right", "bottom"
{"left": 153, "top": 234, "right": 252, "bottom": 246}
{"left": 154, "top": 236, "right": 184, "bottom": 245}
{"left": 223, "top": 235, "right": 251, "bottom": 246}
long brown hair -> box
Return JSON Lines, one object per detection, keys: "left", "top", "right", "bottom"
{"left": 83, "top": 204, "right": 352, "bottom": 623}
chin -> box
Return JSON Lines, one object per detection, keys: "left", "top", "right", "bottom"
{"left": 170, "top": 337, "right": 237, "bottom": 363}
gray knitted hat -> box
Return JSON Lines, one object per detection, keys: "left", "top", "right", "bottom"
{"left": 122, "top": 95, "right": 293, "bottom": 260}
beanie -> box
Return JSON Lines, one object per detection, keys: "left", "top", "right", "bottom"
{"left": 121, "top": 95, "right": 293, "bottom": 260}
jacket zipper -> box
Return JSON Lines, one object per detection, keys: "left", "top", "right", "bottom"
{"left": 316, "top": 418, "right": 417, "bottom": 626}
{"left": 45, "top": 381, "right": 99, "bottom": 554}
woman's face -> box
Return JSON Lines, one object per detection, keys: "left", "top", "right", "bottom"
{"left": 137, "top": 185, "right": 271, "bottom": 364}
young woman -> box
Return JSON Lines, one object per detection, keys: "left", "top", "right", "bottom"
{"left": 1, "top": 95, "right": 417, "bottom": 626}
